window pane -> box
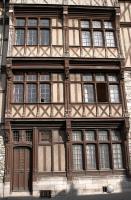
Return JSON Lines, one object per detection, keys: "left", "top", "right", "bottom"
{"left": 40, "top": 29, "right": 50, "bottom": 45}
{"left": 13, "top": 84, "right": 23, "bottom": 103}
{"left": 27, "top": 74, "right": 37, "bottom": 81}
{"left": 16, "top": 19, "right": 25, "bottom": 26}
{"left": 72, "top": 131, "right": 82, "bottom": 141}
{"left": 84, "top": 84, "right": 94, "bottom": 103}
{"left": 85, "top": 130, "right": 95, "bottom": 141}
{"left": 99, "top": 144, "right": 110, "bottom": 169}
{"left": 97, "top": 83, "right": 108, "bottom": 102}
{"left": 92, "top": 21, "right": 101, "bottom": 28}
{"left": 93, "top": 31, "right": 103, "bottom": 46}
{"left": 13, "top": 130, "right": 20, "bottom": 142}
{"left": 108, "top": 74, "right": 118, "bottom": 82}
{"left": 14, "top": 74, "right": 24, "bottom": 81}
{"left": 83, "top": 74, "right": 92, "bottom": 81}
{"left": 104, "top": 21, "right": 113, "bottom": 29}
{"left": 40, "top": 19, "right": 50, "bottom": 26}
{"left": 81, "top": 20, "right": 89, "bottom": 28}
{"left": 96, "top": 73, "right": 105, "bottom": 81}
{"left": 98, "top": 130, "right": 108, "bottom": 141}
{"left": 40, "top": 73, "right": 50, "bottom": 81}
{"left": 26, "top": 130, "right": 32, "bottom": 142}
{"left": 27, "top": 84, "right": 37, "bottom": 103}
{"left": 109, "top": 85, "right": 120, "bottom": 103}
{"left": 40, "top": 84, "right": 50, "bottom": 103}
{"left": 27, "top": 29, "right": 37, "bottom": 45}
{"left": 72, "top": 145, "right": 83, "bottom": 170}
{"left": 86, "top": 145, "right": 96, "bottom": 169}
{"left": 15, "top": 29, "right": 25, "bottom": 45}
{"left": 28, "top": 19, "right": 37, "bottom": 26}
{"left": 105, "top": 32, "right": 115, "bottom": 47}
{"left": 113, "top": 144, "right": 123, "bottom": 169}
{"left": 82, "top": 31, "right": 91, "bottom": 46}
{"left": 111, "top": 130, "right": 121, "bottom": 141}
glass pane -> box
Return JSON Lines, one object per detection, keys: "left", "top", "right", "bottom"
{"left": 81, "top": 20, "right": 89, "bottom": 28}
{"left": 15, "top": 29, "right": 25, "bottom": 45}
{"left": 40, "top": 29, "right": 50, "bottom": 45}
{"left": 93, "top": 31, "right": 103, "bottom": 46}
{"left": 16, "top": 19, "right": 25, "bottom": 26}
{"left": 86, "top": 145, "right": 96, "bottom": 169}
{"left": 104, "top": 21, "right": 113, "bottom": 29}
{"left": 109, "top": 85, "right": 120, "bottom": 103}
{"left": 96, "top": 73, "right": 105, "bottom": 81}
{"left": 113, "top": 144, "right": 123, "bottom": 169}
{"left": 82, "top": 31, "right": 91, "bottom": 46}
{"left": 85, "top": 130, "right": 95, "bottom": 141}
{"left": 40, "top": 19, "right": 50, "bottom": 26}
{"left": 83, "top": 74, "right": 92, "bottom": 81}
{"left": 111, "top": 130, "right": 121, "bottom": 141}
{"left": 27, "top": 84, "right": 37, "bottom": 103}
{"left": 28, "top": 18, "right": 37, "bottom": 26}
{"left": 108, "top": 74, "right": 118, "bottom": 82}
{"left": 72, "top": 145, "right": 83, "bottom": 170}
{"left": 14, "top": 74, "right": 24, "bottom": 81}
{"left": 27, "top": 29, "right": 37, "bottom": 45}
{"left": 98, "top": 130, "right": 108, "bottom": 141}
{"left": 40, "top": 84, "right": 50, "bottom": 103}
{"left": 92, "top": 21, "right": 101, "bottom": 28}
{"left": 99, "top": 144, "right": 110, "bottom": 169}
{"left": 105, "top": 32, "right": 115, "bottom": 47}
{"left": 27, "top": 74, "right": 37, "bottom": 81}
{"left": 72, "top": 131, "right": 82, "bottom": 141}
{"left": 13, "top": 84, "right": 23, "bottom": 103}
{"left": 84, "top": 84, "right": 94, "bottom": 103}
{"left": 26, "top": 130, "right": 32, "bottom": 142}
{"left": 40, "top": 73, "right": 50, "bottom": 81}
{"left": 13, "top": 130, "right": 20, "bottom": 142}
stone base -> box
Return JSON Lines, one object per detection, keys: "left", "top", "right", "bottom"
{"left": 2, "top": 176, "right": 131, "bottom": 198}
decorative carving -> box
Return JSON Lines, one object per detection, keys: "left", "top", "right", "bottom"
{"left": 6, "top": 59, "right": 12, "bottom": 80}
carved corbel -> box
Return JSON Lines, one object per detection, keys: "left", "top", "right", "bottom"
{"left": 6, "top": 59, "right": 13, "bottom": 80}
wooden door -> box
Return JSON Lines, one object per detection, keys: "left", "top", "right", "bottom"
{"left": 13, "top": 147, "right": 32, "bottom": 192}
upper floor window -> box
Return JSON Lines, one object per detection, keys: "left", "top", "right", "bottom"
{"left": 69, "top": 19, "right": 116, "bottom": 47}
{"left": 70, "top": 73, "right": 120, "bottom": 103}
{"left": 15, "top": 18, "right": 50, "bottom": 46}
{"left": 13, "top": 72, "right": 64, "bottom": 103}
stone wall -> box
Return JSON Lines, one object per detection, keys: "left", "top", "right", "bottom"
{"left": 0, "top": 130, "right": 5, "bottom": 197}
{"left": 124, "top": 71, "right": 131, "bottom": 172}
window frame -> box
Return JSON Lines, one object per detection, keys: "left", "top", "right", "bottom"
{"left": 79, "top": 19, "right": 116, "bottom": 48}
{"left": 12, "top": 71, "right": 64, "bottom": 104}
{"left": 70, "top": 72, "right": 121, "bottom": 104}
{"left": 15, "top": 17, "right": 51, "bottom": 46}
{"left": 71, "top": 129, "right": 125, "bottom": 172}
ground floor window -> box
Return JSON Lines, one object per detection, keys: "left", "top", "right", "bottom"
{"left": 72, "top": 129, "right": 124, "bottom": 171}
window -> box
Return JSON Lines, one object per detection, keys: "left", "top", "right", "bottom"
{"left": 79, "top": 20, "right": 115, "bottom": 47}
{"left": 38, "top": 129, "right": 65, "bottom": 172}
{"left": 13, "top": 72, "right": 64, "bottom": 103}
{"left": 13, "top": 130, "right": 32, "bottom": 143}
{"left": 15, "top": 18, "right": 50, "bottom": 45}
{"left": 70, "top": 73, "right": 120, "bottom": 103}
{"left": 72, "top": 129, "right": 124, "bottom": 171}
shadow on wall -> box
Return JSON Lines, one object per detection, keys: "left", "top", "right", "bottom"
{"left": 1, "top": 182, "right": 131, "bottom": 200}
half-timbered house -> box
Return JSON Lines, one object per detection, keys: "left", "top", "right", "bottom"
{"left": 2, "top": 0, "right": 131, "bottom": 197}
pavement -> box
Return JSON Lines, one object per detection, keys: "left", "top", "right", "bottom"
{"left": 1, "top": 191, "right": 131, "bottom": 200}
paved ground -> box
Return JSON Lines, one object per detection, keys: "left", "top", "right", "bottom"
{"left": 1, "top": 191, "right": 131, "bottom": 200}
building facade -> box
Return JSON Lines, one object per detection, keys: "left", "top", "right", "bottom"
{"left": 0, "top": 0, "right": 6, "bottom": 197}
{"left": 1, "top": 0, "right": 131, "bottom": 198}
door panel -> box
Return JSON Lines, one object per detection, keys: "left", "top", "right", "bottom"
{"left": 13, "top": 147, "right": 32, "bottom": 192}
